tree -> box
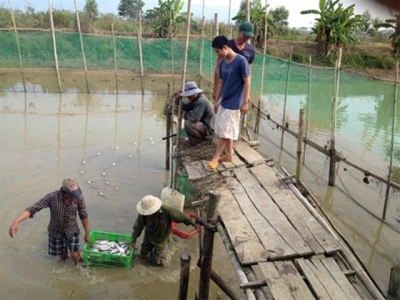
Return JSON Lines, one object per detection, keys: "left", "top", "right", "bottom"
{"left": 270, "top": 6, "right": 289, "bottom": 27}
{"left": 118, "top": 0, "right": 144, "bottom": 21}
{"left": 301, "top": 0, "right": 362, "bottom": 57}
{"left": 83, "top": 0, "right": 99, "bottom": 32}
{"left": 232, "top": 0, "right": 276, "bottom": 48}
{"left": 377, "top": 14, "right": 400, "bottom": 56}
{"left": 145, "top": 0, "right": 185, "bottom": 38}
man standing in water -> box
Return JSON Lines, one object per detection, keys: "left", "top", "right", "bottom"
{"left": 131, "top": 195, "right": 195, "bottom": 266}
{"left": 9, "top": 178, "right": 90, "bottom": 265}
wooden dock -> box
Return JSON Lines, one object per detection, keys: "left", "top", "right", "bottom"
{"left": 180, "top": 140, "right": 384, "bottom": 300}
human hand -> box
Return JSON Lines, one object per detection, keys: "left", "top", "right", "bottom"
{"left": 84, "top": 233, "right": 90, "bottom": 243}
{"left": 9, "top": 222, "right": 18, "bottom": 238}
{"left": 240, "top": 102, "right": 249, "bottom": 115}
{"left": 130, "top": 242, "right": 136, "bottom": 249}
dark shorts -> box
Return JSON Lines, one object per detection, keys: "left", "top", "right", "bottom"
{"left": 48, "top": 232, "right": 80, "bottom": 256}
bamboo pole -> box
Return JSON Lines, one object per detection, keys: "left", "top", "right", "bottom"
{"left": 254, "top": 0, "right": 268, "bottom": 140}
{"left": 228, "top": 0, "right": 232, "bottom": 39}
{"left": 173, "top": 0, "right": 192, "bottom": 190}
{"left": 216, "top": 222, "right": 257, "bottom": 300}
{"left": 198, "top": 192, "right": 220, "bottom": 300}
{"left": 296, "top": 109, "right": 305, "bottom": 188}
{"left": 329, "top": 48, "right": 342, "bottom": 186}
{"left": 282, "top": 47, "right": 293, "bottom": 129}
{"left": 138, "top": 10, "right": 144, "bottom": 95}
{"left": 382, "top": 57, "right": 399, "bottom": 219}
{"left": 48, "top": 0, "right": 62, "bottom": 93}
{"left": 199, "top": 16, "right": 205, "bottom": 77}
{"left": 246, "top": 0, "right": 250, "bottom": 21}
{"left": 214, "top": 13, "right": 219, "bottom": 36}
{"left": 111, "top": 24, "right": 119, "bottom": 94}
{"left": 8, "top": 0, "right": 26, "bottom": 93}
{"left": 302, "top": 55, "right": 312, "bottom": 163}
{"left": 74, "top": 0, "right": 90, "bottom": 93}
{"left": 178, "top": 253, "right": 191, "bottom": 300}
{"left": 279, "top": 168, "right": 385, "bottom": 300}
{"left": 165, "top": 82, "right": 171, "bottom": 171}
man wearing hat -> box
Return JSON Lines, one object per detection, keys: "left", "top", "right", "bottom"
{"left": 179, "top": 81, "right": 215, "bottom": 146}
{"left": 131, "top": 195, "right": 196, "bottom": 266}
{"left": 212, "top": 21, "right": 255, "bottom": 101}
{"left": 9, "top": 178, "right": 90, "bottom": 265}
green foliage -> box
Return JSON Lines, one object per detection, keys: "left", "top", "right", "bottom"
{"left": 83, "top": 0, "right": 99, "bottom": 33}
{"left": 376, "top": 14, "right": 400, "bottom": 56}
{"left": 301, "top": 0, "right": 363, "bottom": 57}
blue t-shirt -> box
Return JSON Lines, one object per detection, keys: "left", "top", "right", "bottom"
{"left": 228, "top": 39, "right": 255, "bottom": 64}
{"left": 219, "top": 54, "right": 250, "bottom": 110}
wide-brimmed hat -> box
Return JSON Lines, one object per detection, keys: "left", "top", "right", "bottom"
{"left": 239, "top": 21, "right": 254, "bottom": 37}
{"left": 180, "top": 81, "right": 203, "bottom": 97}
{"left": 137, "top": 195, "right": 162, "bottom": 215}
{"left": 61, "top": 178, "right": 82, "bottom": 198}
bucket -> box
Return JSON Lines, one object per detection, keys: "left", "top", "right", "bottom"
{"left": 161, "top": 187, "right": 185, "bottom": 213}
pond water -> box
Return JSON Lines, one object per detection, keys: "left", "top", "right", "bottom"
{"left": 0, "top": 69, "right": 399, "bottom": 298}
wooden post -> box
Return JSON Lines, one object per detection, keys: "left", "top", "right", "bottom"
{"left": 282, "top": 47, "right": 293, "bottom": 130}
{"left": 296, "top": 109, "right": 305, "bottom": 188}
{"left": 329, "top": 48, "right": 342, "bottom": 186}
{"left": 178, "top": 253, "right": 191, "bottom": 300}
{"left": 246, "top": 0, "right": 250, "bottom": 21}
{"left": 165, "top": 82, "right": 171, "bottom": 171}
{"left": 48, "top": 0, "right": 62, "bottom": 93}
{"left": 137, "top": 10, "right": 144, "bottom": 95}
{"left": 388, "top": 265, "right": 400, "bottom": 298}
{"left": 8, "top": 0, "right": 26, "bottom": 93}
{"left": 382, "top": 57, "right": 398, "bottom": 219}
{"left": 199, "top": 16, "right": 205, "bottom": 76}
{"left": 214, "top": 13, "right": 219, "bottom": 36}
{"left": 198, "top": 191, "right": 220, "bottom": 300}
{"left": 228, "top": 0, "right": 232, "bottom": 39}
{"left": 111, "top": 24, "right": 119, "bottom": 94}
{"left": 74, "top": 0, "right": 90, "bottom": 93}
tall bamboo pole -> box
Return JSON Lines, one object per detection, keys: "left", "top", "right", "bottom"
{"left": 214, "top": 13, "right": 219, "bottom": 36}
{"left": 228, "top": 0, "right": 232, "bottom": 39}
{"left": 137, "top": 10, "right": 144, "bottom": 95}
{"left": 382, "top": 57, "right": 399, "bottom": 219}
{"left": 246, "top": 0, "right": 250, "bottom": 21}
{"left": 329, "top": 48, "right": 342, "bottom": 186}
{"left": 173, "top": 0, "right": 192, "bottom": 190}
{"left": 8, "top": 0, "right": 26, "bottom": 93}
{"left": 282, "top": 47, "right": 293, "bottom": 129}
{"left": 111, "top": 24, "right": 119, "bottom": 94}
{"left": 48, "top": 0, "right": 62, "bottom": 93}
{"left": 303, "top": 55, "right": 312, "bottom": 163}
{"left": 296, "top": 109, "right": 305, "bottom": 188}
{"left": 74, "top": 0, "right": 90, "bottom": 93}
{"left": 199, "top": 16, "right": 205, "bottom": 77}
{"left": 254, "top": 0, "right": 268, "bottom": 140}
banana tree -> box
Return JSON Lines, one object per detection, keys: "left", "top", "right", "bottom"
{"left": 377, "top": 14, "right": 400, "bottom": 56}
{"left": 301, "top": 0, "right": 362, "bottom": 56}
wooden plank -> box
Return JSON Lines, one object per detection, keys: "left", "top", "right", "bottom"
{"left": 183, "top": 160, "right": 210, "bottom": 181}
{"left": 295, "top": 258, "right": 332, "bottom": 300}
{"left": 233, "top": 140, "right": 265, "bottom": 165}
{"left": 216, "top": 184, "right": 268, "bottom": 264}
{"left": 220, "top": 153, "right": 246, "bottom": 169}
{"left": 321, "top": 257, "right": 363, "bottom": 300}
{"left": 226, "top": 176, "right": 295, "bottom": 260}
{"left": 234, "top": 166, "right": 313, "bottom": 258}
{"left": 274, "top": 261, "right": 315, "bottom": 300}
{"left": 308, "top": 258, "right": 351, "bottom": 300}
{"left": 258, "top": 262, "right": 295, "bottom": 300}
{"left": 250, "top": 163, "right": 340, "bottom": 254}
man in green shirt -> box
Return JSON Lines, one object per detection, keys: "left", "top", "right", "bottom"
{"left": 131, "top": 195, "right": 196, "bottom": 266}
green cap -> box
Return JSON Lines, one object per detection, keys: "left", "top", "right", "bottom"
{"left": 239, "top": 21, "right": 254, "bottom": 37}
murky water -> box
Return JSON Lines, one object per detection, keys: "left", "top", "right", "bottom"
{"left": 0, "top": 74, "right": 238, "bottom": 299}
{"left": 1, "top": 70, "right": 399, "bottom": 298}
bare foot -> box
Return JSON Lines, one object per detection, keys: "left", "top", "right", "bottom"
{"left": 60, "top": 252, "right": 69, "bottom": 261}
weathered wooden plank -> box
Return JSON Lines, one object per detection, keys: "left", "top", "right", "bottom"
{"left": 308, "top": 258, "right": 351, "bottom": 300}
{"left": 233, "top": 140, "right": 265, "bottom": 165}
{"left": 226, "top": 176, "right": 295, "bottom": 260}
{"left": 274, "top": 261, "right": 315, "bottom": 300}
{"left": 295, "top": 258, "right": 332, "bottom": 300}
{"left": 258, "top": 262, "right": 295, "bottom": 300}
{"left": 216, "top": 184, "right": 268, "bottom": 264}
{"left": 234, "top": 166, "right": 313, "bottom": 258}
{"left": 220, "top": 153, "right": 246, "bottom": 169}
{"left": 250, "top": 163, "right": 340, "bottom": 254}
{"left": 183, "top": 160, "right": 210, "bottom": 181}
{"left": 321, "top": 257, "right": 363, "bottom": 300}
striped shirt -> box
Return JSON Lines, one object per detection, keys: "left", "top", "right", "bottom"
{"left": 26, "top": 190, "right": 88, "bottom": 239}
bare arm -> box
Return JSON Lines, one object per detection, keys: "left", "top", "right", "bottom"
{"left": 81, "top": 218, "right": 90, "bottom": 243}
{"left": 240, "top": 76, "right": 251, "bottom": 115}
{"left": 9, "top": 210, "right": 31, "bottom": 238}
{"left": 214, "top": 79, "right": 223, "bottom": 114}
{"left": 212, "top": 56, "right": 223, "bottom": 101}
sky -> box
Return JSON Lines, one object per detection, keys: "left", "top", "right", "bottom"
{"left": 1, "top": 0, "right": 396, "bottom": 28}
